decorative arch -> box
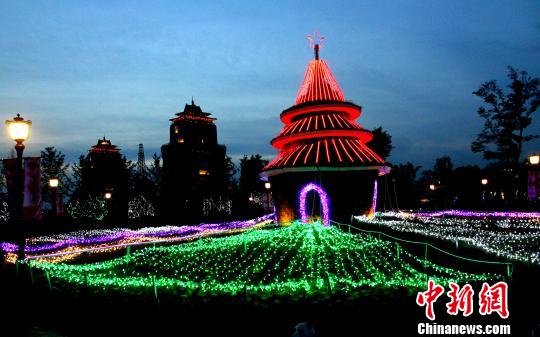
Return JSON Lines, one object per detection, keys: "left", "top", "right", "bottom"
{"left": 298, "top": 182, "right": 330, "bottom": 226}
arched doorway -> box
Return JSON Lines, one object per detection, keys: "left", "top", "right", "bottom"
{"left": 298, "top": 183, "right": 330, "bottom": 226}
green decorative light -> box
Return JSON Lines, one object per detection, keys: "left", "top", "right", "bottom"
{"left": 30, "top": 222, "right": 500, "bottom": 300}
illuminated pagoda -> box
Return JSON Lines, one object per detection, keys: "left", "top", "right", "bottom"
{"left": 161, "top": 100, "right": 227, "bottom": 222}
{"left": 262, "top": 34, "right": 389, "bottom": 224}
{"left": 84, "top": 137, "right": 130, "bottom": 221}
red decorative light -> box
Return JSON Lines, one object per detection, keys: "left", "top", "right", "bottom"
{"left": 295, "top": 60, "right": 345, "bottom": 105}
{"left": 263, "top": 40, "right": 387, "bottom": 175}
{"left": 171, "top": 115, "right": 216, "bottom": 123}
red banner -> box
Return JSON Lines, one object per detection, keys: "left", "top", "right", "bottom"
{"left": 23, "top": 157, "right": 41, "bottom": 220}
{"left": 2, "top": 157, "right": 42, "bottom": 220}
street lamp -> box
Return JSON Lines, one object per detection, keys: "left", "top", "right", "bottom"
{"left": 264, "top": 182, "right": 271, "bottom": 211}
{"left": 5, "top": 113, "right": 32, "bottom": 261}
{"left": 527, "top": 153, "right": 539, "bottom": 201}
{"left": 481, "top": 178, "right": 488, "bottom": 186}
{"left": 48, "top": 178, "right": 59, "bottom": 188}
{"left": 49, "top": 178, "right": 59, "bottom": 216}
{"left": 429, "top": 184, "right": 436, "bottom": 191}
{"left": 104, "top": 192, "right": 112, "bottom": 200}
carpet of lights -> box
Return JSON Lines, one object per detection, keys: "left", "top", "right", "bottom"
{"left": 0, "top": 214, "right": 275, "bottom": 263}
{"left": 355, "top": 211, "right": 540, "bottom": 266}
{"left": 28, "top": 222, "right": 499, "bottom": 300}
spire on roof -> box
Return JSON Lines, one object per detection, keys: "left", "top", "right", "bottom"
{"left": 307, "top": 32, "right": 324, "bottom": 60}
{"left": 295, "top": 34, "right": 345, "bottom": 105}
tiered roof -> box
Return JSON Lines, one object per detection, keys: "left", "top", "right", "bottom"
{"left": 263, "top": 40, "right": 387, "bottom": 175}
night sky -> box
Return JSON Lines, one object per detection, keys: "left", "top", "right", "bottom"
{"left": 1, "top": 1, "right": 539, "bottom": 170}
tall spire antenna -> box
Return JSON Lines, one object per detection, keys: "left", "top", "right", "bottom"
{"left": 137, "top": 143, "right": 146, "bottom": 175}
{"left": 307, "top": 32, "right": 325, "bottom": 60}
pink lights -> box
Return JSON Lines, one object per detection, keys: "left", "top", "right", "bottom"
{"left": 299, "top": 183, "right": 330, "bottom": 226}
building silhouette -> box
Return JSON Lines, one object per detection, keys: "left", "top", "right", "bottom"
{"left": 262, "top": 37, "right": 389, "bottom": 224}
{"left": 85, "top": 137, "right": 130, "bottom": 222}
{"left": 161, "top": 100, "right": 227, "bottom": 222}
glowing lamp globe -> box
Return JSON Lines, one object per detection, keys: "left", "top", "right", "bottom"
{"left": 264, "top": 182, "right": 271, "bottom": 190}
{"left": 529, "top": 154, "right": 540, "bottom": 165}
{"left": 49, "top": 178, "right": 59, "bottom": 188}
{"left": 104, "top": 192, "right": 112, "bottom": 200}
{"left": 429, "top": 184, "right": 436, "bottom": 191}
{"left": 481, "top": 179, "right": 488, "bottom": 186}
{"left": 6, "top": 114, "right": 31, "bottom": 143}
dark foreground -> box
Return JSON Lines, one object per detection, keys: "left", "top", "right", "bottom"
{"left": 1, "top": 262, "right": 539, "bottom": 337}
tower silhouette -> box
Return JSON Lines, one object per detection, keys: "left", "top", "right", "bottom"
{"left": 137, "top": 143, "right": 146, "bottom": 175}
{"left": 262, "top": 35, "right": 389, "bottom": 224}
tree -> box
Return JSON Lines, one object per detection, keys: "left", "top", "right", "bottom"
{"left": 71, "top": 155, "right": 89, "bottom": 199}
{"left": 224, "top": 155, "right": 237, "bottom": 191}
{"left": 420, "top": 156, "right": 454, "bottom": 209}
{"left": 472, "top": 67, "right": 540, "bottom": 167}
{"left": 235, "top": 155, "right": 268, "bottom": 217}
{"left": 367, "top": 126, "right": 393, "bottom": 160}
{"left": 148, "top": 153, "right": 162, "bottom": 191}
{"left": 40, "top": 147, "right": 71, "bottom": 206}
{"left": 387, "top": 162, "right": 421, "bottom": 209}
{"left": 239, "top": 155, "right": 268, "bottom": 194}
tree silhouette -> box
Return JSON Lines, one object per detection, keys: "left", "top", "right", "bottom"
{"left": 367, "top": 126, "right": 393, "bottom": 160}
{"left": 40, "top": 147, "right": 71, "bottom": 205}
{"left": 224, "top": 155, "right": 237, "bottom": 192}
{"left": 239, "top": 155, "right": 268, "bottom": 194}
{"left": 472, "top": 67, "right": 539, "bottom": 167}
{"left": 387, "top": 162, "right": 421, "bottom": 210}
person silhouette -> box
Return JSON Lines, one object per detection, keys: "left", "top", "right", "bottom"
{"left": 292, "top": 322, "right": 316, "bottom": 337}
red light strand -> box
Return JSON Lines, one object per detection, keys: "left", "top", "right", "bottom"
{"left": 331, "top": 139, "right": 343, "bottom": 162}
{"left": 304, "top": 143, "right": 315, "bottom": 164}
{"left": 338, "top": 139, "right": 354, "bottom": 162}
{"left": 324, "top": 140, "right": 331, "bottom": 163}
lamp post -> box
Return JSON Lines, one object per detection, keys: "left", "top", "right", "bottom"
{"left": 5, "top": 113, "right": 32, "bottom": 261}
{"left": 528, "top": 153, "right": 539, "bottom": 201}
{"left": 104, "top": 191, "right": 113, "bottom": 223}
{"left": 481, "top": 178, "right": 488, "bottom": 202}
{"left": 264, "top": 182, "right": 271, "bottom": 211}
{"left": 49, "top": 178, "right": 59, "bottom": 217}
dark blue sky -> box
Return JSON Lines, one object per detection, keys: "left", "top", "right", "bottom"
{"left": 1, "top": 0, "right": 539, "bottom": 170}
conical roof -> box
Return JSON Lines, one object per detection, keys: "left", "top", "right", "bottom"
{"left": 262, "top": 39, "right": 388, "bottom": 176}
{"left": 295, "top": 59, "right": 345, "bottom": 105}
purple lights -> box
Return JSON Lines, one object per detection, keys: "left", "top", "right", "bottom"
{"left": 299, "top": 182, "right": 330, "bottom": 226}
{"left": 412, "top": 210, "right": 540, "bottom": 219}
{"left": 0, "top": 214, "right": 275, "bottom": 257}
{"left": 370, "top": 180, "right": 378, "bottom": 217}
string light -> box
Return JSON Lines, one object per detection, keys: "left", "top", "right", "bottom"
{"left": 128, "top": 195, "right": 155, "bottom": 220}
{"left": 29, "top": 222, "right": 499, "bottom": 300}
{"left": 202, "top": 196, "right": 232, "bottom": 216}
{"left": 413, "top": 210, "right": 540, "bottom": 219}
{"left": 66, "top": 197, "right": 107, "bottom": 222}
{"left": 0, "top": 214, "right": 275, "bottom": 262}
{"left": 355, "top": 212, "right": 540, "bottom": 265}
{"left": 0, "top": 200, "right": 9, "bottom": 223}
{"left": 299, "top": 183, "right": 330, "bottom": 226}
